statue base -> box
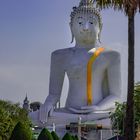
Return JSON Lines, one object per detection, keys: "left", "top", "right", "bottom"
{"left": 29, "top": 108, "right": 112, "bottom": 128}
{"left": 32, "top": 118, "right": 114, "bottom": 140}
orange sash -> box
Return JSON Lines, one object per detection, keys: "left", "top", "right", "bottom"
{"left": 87, "top": 47, "right": 105, "bottom": 105}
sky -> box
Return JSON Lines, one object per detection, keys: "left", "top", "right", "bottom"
{"left": 0, "top": 0, "right": 140, "bottom": 106}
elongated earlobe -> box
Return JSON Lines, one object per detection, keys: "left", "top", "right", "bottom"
{"left": 71, "top": 34, "right": 74, "bottom": 43}
{"left": 98, "top": 24, "right": 102, "bottom": 43}
{"left": 98, "top": 31, "right": 101, "bottom": 43}
{"left": 69, "top": 23, "right": 74, "bottom": 43}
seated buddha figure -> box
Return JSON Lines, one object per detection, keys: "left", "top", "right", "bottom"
{"left": 29, "top": 0, "right": 122, "bottom": 126}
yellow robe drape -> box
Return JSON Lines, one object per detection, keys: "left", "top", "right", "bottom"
{"left": 87, "top": 47, "right": 105, "bottom": 105}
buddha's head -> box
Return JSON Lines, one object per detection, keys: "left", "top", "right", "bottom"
{"left": 70, "top": 0, "right": 102, "bottom": 46}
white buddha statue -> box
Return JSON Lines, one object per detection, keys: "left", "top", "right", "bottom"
{"left": 29, "top": 0, "right": 121, "bottom": 127}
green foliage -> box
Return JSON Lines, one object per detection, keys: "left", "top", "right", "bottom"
{"left": 9, "top": 122, "right": 32, "bottom": 140}
{"left": 95, "top": 0, "right": 140, "bottom": 15}
{"left": 109, "top": 102, "right": 126, "bottom": 135}
{"left": 38, "top": 128, "right": 53, "bottom": 140}
{"left": 110, "top": 82, "right": 140, "bottom": 135}
{"left": 71, "top": 135, "right": 77, "bottom": 140}
{"left": 71, "top": 135, "right": 75, "bottom": 140}
{"left": 62, "top": 133, "right": 73, "bottom": 140}
{"left": 51, "top": 131, "right": 59, "bottom": 140}
{"left": 134, "top": 82, "right": 140, "bottom": 125}
{"left": 0, "top": 107, "right": 13, "bottom": 140}
{"left": 74, "top": 135, "right": 79, "bottom": 140}
{"left": 30, "top": 102, "right": 41, "bottom": 111}
{"left": 0, "top": 100, "right": 31, "bottom": 140}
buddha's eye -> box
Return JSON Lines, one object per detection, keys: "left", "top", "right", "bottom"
{"left": 79, "top": 22, "right": 82, "bottom": 25}
{"left": 89, "top": 22, "right": 93, "bottom": 24}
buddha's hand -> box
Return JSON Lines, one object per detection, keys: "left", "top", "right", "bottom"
{"left": 39, "top": 104, "right": 53, "bottom": 124}
{"left": 81, "top": 105, "right": 101, "bottom": 111}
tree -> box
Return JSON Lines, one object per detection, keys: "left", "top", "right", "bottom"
{"left": 110, "top": 82, "right": 140, "bottom": 135}
{"left": 109, "top": 102, "right": 126, "bottom": 135}
{"left": 38, "top": 128, "right": 53, "bottom": 140}
{"left": 30, "top": 102, "right": 42, "bottom": 112}
{"left": 134, "top": 82, "right": 140, "bottom": 126}
{"left": 0, "top": 108, "right": 13, "bottom": 140}
{"left": 62, "top": 133, "right": 73, "bottom": 140}
{"left": 9, "top": 122, "right": 32, "bottom": 140}
{"left": 135, "top": 125, "right": 140, "bottom": 140}
{"left": 74, "top": 135, "right": 79, "bottom": 140}
{"left": 94, "top": 0, "right": 140, "bottom": 139}
{"left": 51, "top": 131, "right": 59, "bottom": 140}
{"left": 0, "top": 100, "right": 31, "bottom": 140}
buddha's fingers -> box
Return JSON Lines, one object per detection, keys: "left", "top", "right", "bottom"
{"left": 39, "top": 107, "right": 45, "bottom": 123}
{"left": 69, "top": 107, "right": 93, "bottom": 114}
{"left": 39, "top": 105, "right": 50, "bottom": 123}
{"left": 81, "top": 105, "right": 100, "bottom": 111}
{"left": 48, "top": 107, "right": 54, "bottom": 117}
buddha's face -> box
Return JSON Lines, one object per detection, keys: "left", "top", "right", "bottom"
{"left": 70, "top": 12, "right": 100, "bottom": 45}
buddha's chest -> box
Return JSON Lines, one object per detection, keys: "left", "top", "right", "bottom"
{"left": 64, "top": 50, "right": 106, "bottom": 77}
{"left": 65, "top": 51, "right": 89, "bottom": 74}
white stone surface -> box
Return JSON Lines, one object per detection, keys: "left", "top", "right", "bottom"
{"left": 29, "top": 0, "right": 122, "bottom": 127}
{"left": 30, "top": 108, "right": 112, "bottom": 126}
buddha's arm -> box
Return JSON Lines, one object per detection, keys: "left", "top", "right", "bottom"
{"left": 97, "top": 51, "right": 122, "bottom": 110}
{"left": 39, "top": 51, "right": 65, "bottom": 122}
{"left": 81, "top": 51, "right": 122, "bottom": 111}
{"left": 44, "top": 51, "right": 65, "bottom": 106}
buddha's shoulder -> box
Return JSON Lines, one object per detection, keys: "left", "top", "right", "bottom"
{"left": 102, "top": 48, "right": 120, "bottom": 58}
{"left": 51, "top": 47, "right": 75, "bottom": 56}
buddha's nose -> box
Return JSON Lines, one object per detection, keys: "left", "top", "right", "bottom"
{"left": 83, "top": 21, "right": 89, "bottom": 31}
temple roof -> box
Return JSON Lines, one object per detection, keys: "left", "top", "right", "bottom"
{"left": 24, "top": 94, "right": 29, "bottom": 103}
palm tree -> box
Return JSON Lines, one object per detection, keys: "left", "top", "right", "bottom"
{"left": 93, "top": 0, "right": 140, "bottom": 139}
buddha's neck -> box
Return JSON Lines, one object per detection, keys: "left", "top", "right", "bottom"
{"left": 75, "top": 42, "right": 98, "bottom": 50}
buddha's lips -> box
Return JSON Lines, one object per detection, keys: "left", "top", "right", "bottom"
{"left": 82, "top": 40, "right": 94, "bottom": 44}
{"left": 80, "top": 31, "right": 91, "bottom": 34}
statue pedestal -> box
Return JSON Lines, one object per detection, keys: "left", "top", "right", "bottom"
{"left": 32, "top": 118, "right": 113, "bottom": 140}
{"left": 30, "top": 108, "right": 114, "bottom": 139}
{"left": 30, "top": 108, "right": 112, "bottom": 127}
{"left": 63, "top": 118, "right": 113, "bottom": 140}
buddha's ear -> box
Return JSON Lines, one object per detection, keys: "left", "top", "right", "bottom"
{"left": 69, "top": 23, "right": 74, "bottom": 43}
{"left": 98, "top": 30, "right": 101, "bottom": 43}
{"left": 98, "top": 23, "right": 102, "bottom": 43}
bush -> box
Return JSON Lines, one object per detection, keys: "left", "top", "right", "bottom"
{"left": 74, "top": 135, "right": 79, "bottom": 140}
{"left": 9, "top": 122, "right": 32, "bottom": 140}
{"left": 62, "top": 133, "right": 73, "bottom": 140}
{"left": 109, "top": 102, "right": 126, "bottom": 135}
{"left": 110, "top": 82, "right": 140, "bottom": 135}
{"left": 51, "top": 131, "right": 59, "bottom": 140}
{"left": 134, "top": 82, "right": 140, "bottom": 125}
{"left": 0, "top": 100, "right": 31, "bottom": 139}
{"left": 38, "top": 128, "right": 53, "bottom": 140}
{"left": 71, "top": 135, "right": 75, "bottom": 140}
{"left": 71, "top": 135, "right": 79, "bottom": 140}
